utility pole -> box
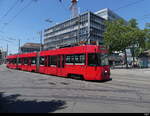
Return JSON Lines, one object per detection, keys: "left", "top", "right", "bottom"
{"left": 37, "top": 31, "right": 43, "bottom": 51}
{"left": 18, "top": 39, "right": 21, "bottom": 54}
{"left": 39, "top": 31, "right": 43, "bottom": 51}
{"left": 6, "top": 44, "right": 8, "bottom": 56}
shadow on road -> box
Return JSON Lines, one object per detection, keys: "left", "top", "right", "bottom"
{"left": 0, "top": 92, "right": 67, "bottom": 113}
{"left": 85, "top": 78, "right": 112, "bottom": 83}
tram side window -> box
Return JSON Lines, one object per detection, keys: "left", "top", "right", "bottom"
{"left": 21, "top": 58, "right": 24, "bottom": 65}
{"left": 66, "top": 56, "right": 71, "bottom": 63}
{"left": 31, "top": 57, "right": 37, "bottom": 65}
{"left": 74, "top": 54, "right": 85, "bottom": 64}
{"left": 66, "top": 55, "right": 74, "bottom": 64}
{"left": 12, "top": 59, "right": 14, "bottom": 64}
{"left": 12, "top": 59, "right": 17, "bottom": 64}
{"left": 18, "top": 58, "right": 22, "bottom": 64}
{"left": 69, "top": 55, "right": 74, "bottom": 64}
{"left": 6, "top": 59, "right": 9, "bottom": 64}
{"left": 40, "top": 56, "right": 45, "bottom": 66}
{"left": 48, "top": 56, "right": 51, "bottom": 66}
{"left": 11, "top": 59, "right": 14, "bottom": 64}
{"left": 24, "top": 58, "right": 29, "bottom": 65}
{"left": 66, "top": 54, "right": 85, "bottom": 65}
{"left": 8, "top": 59, "right": 10, "bottom": 64}
{"left": 88, "top": 53, "right": 98, "bottom": 66}
{"left": 9, "top": 59, "right": 12, "bottom": 64}
{"left": 51, "top": 56, "right": 57, "bottom": 66}
{"left": 48, "top": 56, "right": 57, "bottom": 66}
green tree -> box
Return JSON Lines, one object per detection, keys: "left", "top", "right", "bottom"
{"left": 104, "top": 18, "right": 147, "bottom": 68}
{"left": 145, "top": 23, "right": 150, "bottom": 49}
{"left": 128, "top": 18, "right": 138, "bottom": 62}
{"left": 144, "top": 23, "right": 150, "bottom": 50}
{"left": 104, "top": 19, "right": 128, "bottom": 53}
{"left": 128, "top": 18, "right": 138, "bottom": 29}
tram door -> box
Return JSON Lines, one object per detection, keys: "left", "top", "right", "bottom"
{"left": 57, "top": 55, "right": 65, "bottom": 76}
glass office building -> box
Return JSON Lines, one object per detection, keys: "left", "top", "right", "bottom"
{"left": 95, "top": 8, "right": 123, "bottom": 21}
{"left": 44, "top": 12, "right": 105, "bottom": 50}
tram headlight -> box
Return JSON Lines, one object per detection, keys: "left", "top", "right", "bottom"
{"left": 104, "top": 70, "right": 108, "bottom": 73}
{"left": 103, "top": 70, "right": 109, "bottom": 76}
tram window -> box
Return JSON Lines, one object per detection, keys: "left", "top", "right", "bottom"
{"left": 66, "top": 55, "right": 74, "bottom": 64}
{"left": 24, "top": 58, "right": 28, "bottom": 65}
{"left": 10, "top": 59, "right": 13, "bottom": 64}
{"left": 51, "top": 56, "right": 57, "bottom": 65}
{"left": 15, "top": 59, "right": 17, "bottom": 64}
{"left": 21, "top": 58, "right": 24, "bottom": 65}
{"left": 31, "top": 57, "right": 36, "bottom": 65}
{"left": 18, "top": 58, "right": 21, "bottom": 64}
{"left": 11, "top": 59, "right": 14, "bottom": 64}
{"left": 12, "top": 59, "right": 17, "bottom": 64}
{"left": 18, "top": 58, "right": 22, "bottom": 64}
{"left": 48, "top": 56, "right": 57, "bottom": 66}
{"left": 66, "top": 55, "right": 71, "bottom": 63}
{"left": 74, "top": 55, "right": 78, "bottom": 63}
{"left": 81, "top": 55, "right": 86, "bottom": 63}
{"left": 88, "top": 53, "right": 98, "bottom": 66}
{"left": 66, "top": 54, "right": 85, "bottom": 65}
{"left": 12, "top": 59, "right": 14, "bottom": 64}
{"left": 12, "top": 59, "right": 15, "bottom": 64}
{"left": 40, "top": 57, "right": 45, "bottom": 65}
{"left": 62, "top": 55, "right": 65, "bottom": 67}
{"left": 74, "top": 54, "right": 85, "bottom": 64}
{"left": 70, "top": 55, "right": 75, "bottom": 63}
{"left": 9, "top": 59, "right": 11, "bottom": 64}
{"left": 6, "top": 59, "right": 9, "bottom": 64}
{"left": 45, "top": 56, "right": 48, "bottom": 67}
{"left": 48, "top": 56, "right": 51, "bottom": 66}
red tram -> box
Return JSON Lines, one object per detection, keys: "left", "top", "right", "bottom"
{"left": 6, "top": 45, "right": 110, "bottom": 81}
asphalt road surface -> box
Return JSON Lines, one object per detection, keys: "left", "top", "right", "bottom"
{"left": 0, "top": 64, "right": 150, "bottom": 113}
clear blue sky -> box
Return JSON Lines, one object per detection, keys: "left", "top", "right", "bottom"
{"left": 0, "top": 0, "right": 150, "bottom": 54}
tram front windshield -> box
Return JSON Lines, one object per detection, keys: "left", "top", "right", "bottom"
{"left": 88, "top": 53, "right": 109, "bottom": 66}
{"left": 98, "top": 53, "right": 109, "bottom": 66}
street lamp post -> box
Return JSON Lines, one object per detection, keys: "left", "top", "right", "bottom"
{"left": 18, "top": 39, "right": 21, "bottom": 54}
{"left": 38, "top": 19, "right": 53, "bottom": 52}
{"left": 6, "top": 44, "right": 8, "bottom": 56}
{"left": 38, "top": 31, "right": 43, "bottom": 52}
{"left": 40, "top": 31, "right": 43, "bottom": 51}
